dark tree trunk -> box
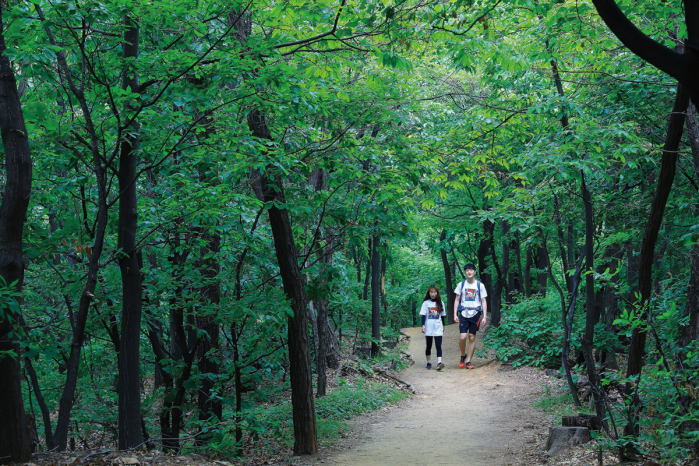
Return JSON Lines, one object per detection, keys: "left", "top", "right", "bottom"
{"left": 363, "top": 238, "right": 371, "bottom": 301}
{"left": 524, "top": 244, "right": 533, "bottom": 297}
{"left": 486, "top": 220, "right": 505, "bottom": 327}
{"left": 196, "top": 229, "right": 222, "bottom": 422}
{"left": 247, "top": 110, "right": 317, "bottom": 455}
{"left": 116, "top": 17, "right": 143, "bottom": 450}
{"left": 315, "top": 237, "right": 334, "bottom": 397}
{"left": 381, "top": 252, "right": 387, "bottom": 323}
{"left": 440, "top": 229, "right": 455, "bottom": 323}
{"left": 535, "top": 230, "right": 548, "bottom": 296}
{"left": 25, "top": 358, "right": 54, "bottom": 450}
{"left": 411, "top": 295, "right": 417, "bottom": 326}
{"left": 680, "top": 101, "right": 699, "bottom": 347}
{"left": 371, "top": 233, "right": 381, "bottom": 357}
{"left": 579, "top": 172, "right": 608, "bottom": 433}
{"left": 513, "top": 231, "right": 523, "bottom": 295}
{"left": 624, "top": 84, "right": 689, "bottom": 441}
{"left": 678, "top": 101, "right": 699, "bottom": 452}
{"left": 554, "top": 196, "right": 574, "bottom": 293}
{"left": 544, "top": 236, "right": 583, "bottom": 407}
{"left": 503, "top": 221, "right": 512, "bottom": 305}
{"left": 477, "top": 228, "right": 493, "bottom": 309}
{"left": 192, "top": 103, "right": 222, "bottom": 424}
{"left": 589, "top": 0, "right": 699, "bottom": 105}
{"left": 0, "top": 9, "right": 32, "bottom": 460}
{"left": 231, "top": 323, "right": 244, "bottom": 455}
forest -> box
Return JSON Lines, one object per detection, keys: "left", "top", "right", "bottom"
{"left": 0, "top": 0, "right": 698, "bottom": 463}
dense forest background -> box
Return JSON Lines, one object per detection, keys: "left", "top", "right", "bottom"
{"left": 1, "top": 0, "right": 698, "bottom": 463}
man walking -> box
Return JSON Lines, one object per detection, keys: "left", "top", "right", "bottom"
{"left": 453, "top": 263, "right": 488, "bottom": 369}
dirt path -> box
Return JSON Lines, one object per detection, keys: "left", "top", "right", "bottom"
{"left": 323, "top": 325, "right": 551, "bottom": 466}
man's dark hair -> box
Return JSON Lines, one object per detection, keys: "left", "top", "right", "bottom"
{"left": 464, "top": 263, "right": 476, "bottom": 270}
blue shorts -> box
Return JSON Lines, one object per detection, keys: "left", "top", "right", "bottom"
{"left": 459, "top": 312, "right": 482, "bottom": 335}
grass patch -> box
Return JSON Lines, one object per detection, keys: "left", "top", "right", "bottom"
{"left": 234, "top": 376, "right": 410, "bottom": 452}
{"left": 534, "top": 384, "right": 594, "bottom": 418}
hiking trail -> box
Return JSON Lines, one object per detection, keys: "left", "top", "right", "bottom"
{"left": 321, "top": 325, "right": 552, "bottom": 466}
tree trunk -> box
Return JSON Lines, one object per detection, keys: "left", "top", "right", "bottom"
{"left": 363, "top": 238, "right": 371, "bottom": 301}
{"left": 0, "top": 8, "right": 32, "bottom": 460}
{"left": 477, "top": 228, "right": 493, "bottom": 308}
{"left": 25, "top": 358, "right": 54, "bottom": 450}
{"left": 503, "top": 221, "right": 512, "bottom": 305}
{"left": 524, "top": 244, "right": 533, "bottom": 297}
{"left": 371, "top": 233, "right": 381, "bottom": 357}
{"left": 579, "top": 172, "right": 607, "bottom": 433}
{"left": 535, "top": 230, "right": 548, "bottom": 296}
{"left": 196, "top": 228, "right": 222, "bottom": 422}
{"left": 440, "top": 229, "right": 455, "bottom": 323}
{"left": 624, "top": 84, "right": 689, "bottom": 441}
{"left": 513, "top": 231, "right": 523, "bottom": 295}
{"left": 381, "top": 252, "right": 387, "bottom": 324}
{"left": 486, "top": 220, "right": 505, "bottom": 327}
{"left": 554, "top": 196, "right": 574, "bottom": 293}
{"left": 315, "top": 238, "right": 334, "bottom": 397}
{"left": 680, "top": 100, "right": 699, "bottom": 347}
{"left": 247, "top": 110, "right": 317, "bottom": 455}
{"left": 116, "top": 17, "right": 143, "bottom": 450}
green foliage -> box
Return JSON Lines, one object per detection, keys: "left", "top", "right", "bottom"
{"left": 483, "top": 295, "right": 582, "bottom": 368}
{"left": 206, "top": 377, "right": 409, "bottom": 456}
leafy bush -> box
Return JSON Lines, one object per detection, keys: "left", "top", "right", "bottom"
{"left": 482, "top": 294, "right": 582, "bottom": 368}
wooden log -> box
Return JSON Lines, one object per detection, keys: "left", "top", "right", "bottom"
{"left": 374, "top": 367, "right": 417, "bottom": 394}
{"left": 399, "top": 329, "right": 411, "bottom": 339}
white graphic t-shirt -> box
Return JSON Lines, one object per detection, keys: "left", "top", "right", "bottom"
{"left": 454, "top": 280, "right": 488, "bottom": 318}
{"left": 419, "top": 300, "right": 446, "bottom": 336}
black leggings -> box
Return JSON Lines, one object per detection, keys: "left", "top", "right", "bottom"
{"left": 425, "top": 336, "right": 443, "bottom": 357}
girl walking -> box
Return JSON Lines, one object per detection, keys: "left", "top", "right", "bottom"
{"left": 420, "top": 285, "right": 447, "bottom": 370}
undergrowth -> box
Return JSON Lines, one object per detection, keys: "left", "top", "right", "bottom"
{"left": 207, "top": 376, "right": 410, "bottom": 457}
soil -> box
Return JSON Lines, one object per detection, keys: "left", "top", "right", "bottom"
{"left": 319, "top": 324, "right": 553, "bottom": 466}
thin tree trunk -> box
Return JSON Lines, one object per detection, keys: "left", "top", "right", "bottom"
{"left": 363, "top": 238, "right": 371, "bottom": 301}
{"left": 513, "top": 231, "right": 523, "bottom": 295}
{"left": 440, "top": 229, "right": 455, "bottom": 324}
{"left": 553, "top": 195, "right": 573, "bottom": 293}
{"left": 371, "top": 232, "right": 381, "bottom": 357}
{"left": 24, "top": 358, "right": 54, "bottom": 450}
{"left": 524, "top": 244, "right": 533, "bottom": 298}
{"left": 247, "top": 109, "right": 317, "bottom": 455}
{"left": 477, "top": 227, "right": 493, "bottom": 308}
{"left": 580, "top": 172, "right": 608, "bottom": 433}
{"left": 381, "top": 253, "right": 387, "bottom": 323}
{"left": 624, "top": 83, "right": 689, "bottom": 442}
{"left": 0, "top": 7, "right": 33, "bottom": 461}
{"left": 535, "top": 230, "right": 548, "bottom": 296}
{"left": 503, "top": 221, "right": 512, "bottom": 305}
{"left": 544, "top": 236, "right": 583, "bottom": 407}
{"left": 486, "top": 220, "right": 505, "bottom": 327}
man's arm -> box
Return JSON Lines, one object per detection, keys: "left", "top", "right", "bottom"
{"left": 453, "top": 295, "right": 460, "bottom": 322}
{"left": 481, "top": 296, "right": 487, "bottom": 324}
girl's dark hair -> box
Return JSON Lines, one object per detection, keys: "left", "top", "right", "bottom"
{"left": 423, "top": 285, "right": 443, "bottom": 313}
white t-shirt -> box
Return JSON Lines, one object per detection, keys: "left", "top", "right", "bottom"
{"left": 454, "top": 279, "right": 488, "bottom": 318}
{"left": 420, "top": 300, "right": 446, "bottom": 336}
